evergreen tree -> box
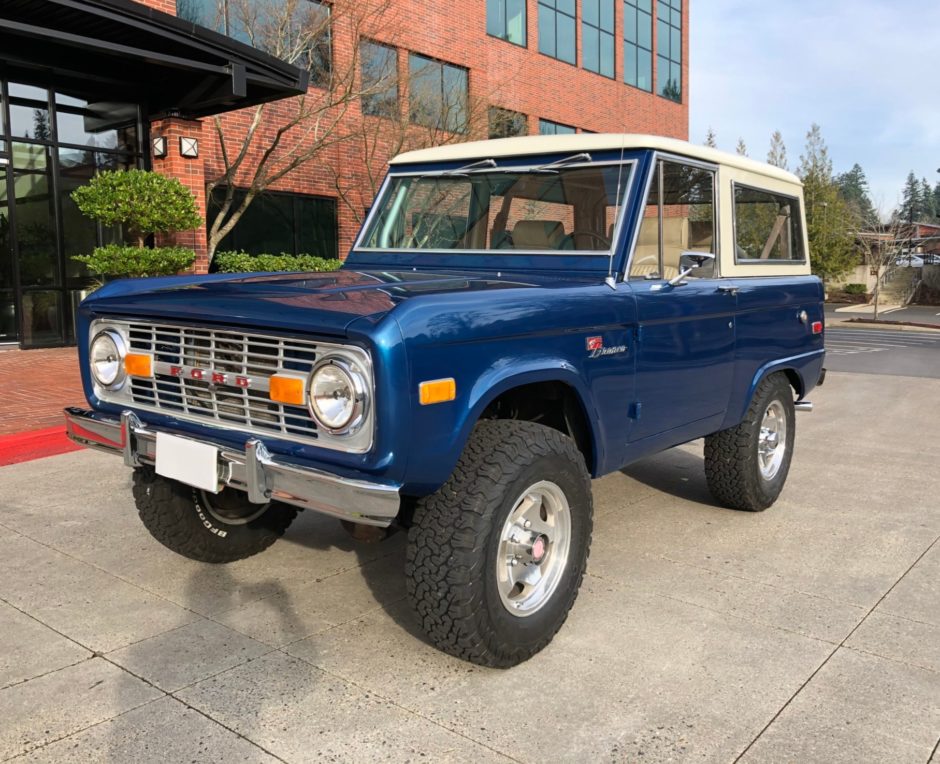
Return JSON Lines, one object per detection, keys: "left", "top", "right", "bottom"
{"left": 896, "top": 172, "right": 920, "bottom": 223}
{"left": 704, "top": 127, "right": 717, "bottom": 148}
{"left": 934, "top": 180, "right": 940, "bottom": 218}
{"left": 797, "top": 124, "right": 854, "bottom": 281}
{"left": 767, "top": 130, "right": 788, "bottom": 170}
{"left": 798, "top": 123, "right": 833, "bottom": 180}
{"left": 735, "top": 138, "right": 748, "bottom": 157}
{"left": 836, "top": 163, "right": 877, "bottom": 226}
{"left": 919, "top": 178, "right": 936, "bottom": 220}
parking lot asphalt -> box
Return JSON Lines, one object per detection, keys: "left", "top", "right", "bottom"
{"left": 825, "top": 328, "right": 940, "bottom": 378}
{"left": 1, "top": 368, "right": 939, "bottom": 763}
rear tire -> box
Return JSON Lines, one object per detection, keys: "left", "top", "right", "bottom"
{"left": 405, "top": 420, "right": 593, "bottom": 668}
{"left": 132, "top": 468, "right": 297, "bottom": 563}
{"left": 704, "top": 373, "right": 795, "bottom": 511}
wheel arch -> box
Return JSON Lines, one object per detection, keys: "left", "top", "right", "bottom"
{"left": 464, "top": 368, "right": 602, "bottom": 476}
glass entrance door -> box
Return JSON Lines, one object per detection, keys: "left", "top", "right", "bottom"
{"left": 0, "top": 147, "right": 16, "bottom": 342}
{"left": 0, "top": 75, "right": 144, "bottom": 347}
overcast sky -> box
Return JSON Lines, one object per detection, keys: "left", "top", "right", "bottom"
{"left": 690, "top": 0, "right": 940, "bottom": 215}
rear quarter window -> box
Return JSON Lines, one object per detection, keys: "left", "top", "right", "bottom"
{"left": 733, "top": 184, "right": 805, "bottom": 263}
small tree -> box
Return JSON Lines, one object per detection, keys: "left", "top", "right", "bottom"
{"left": 71, "top": 169, "right": 202, "bottom": 279}
{"left": 735, "top": 137, "right": 748, "bottom": 157}
{"left": 855, "top": 216, "right": 904, "bottom": 320}
{"left": 703, "top": 126, "right": 717, "bottom": 148}
{"left": 767, "top": 130, "right": 788, "bottom": 169}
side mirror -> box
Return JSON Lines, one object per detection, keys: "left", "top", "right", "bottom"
{"left": 669, "top": 251, "right": 716, "bottom": 286}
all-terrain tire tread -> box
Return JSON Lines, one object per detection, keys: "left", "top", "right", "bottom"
{"left": 132, "top": 468, "right": 297, "bottom": 563}
{"left": 405, "top": 420, "right": 593, "bottom": 668}
{"left": 703, "top": 373, "right": 794, "bottom": 512}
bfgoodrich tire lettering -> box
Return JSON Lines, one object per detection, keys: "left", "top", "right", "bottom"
{"left": 132, "top": 468, "right": 297, "bottom": 563}
{"left": 405, "top": 420, "right": 593, "bottom": 668}
{"left": 704, "top": 372, "right": 796, "bottom": 511}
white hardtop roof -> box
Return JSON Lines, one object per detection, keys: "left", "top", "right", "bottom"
{"left": 390, "top": 133, "right": 801, "bottom": 185}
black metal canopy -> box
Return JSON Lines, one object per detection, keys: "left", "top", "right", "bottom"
{"left": 0, "top": 0, "right": 308, "bottom": 119}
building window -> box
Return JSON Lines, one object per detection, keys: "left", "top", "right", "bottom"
{"left": 208, "top": 190, "right": 338, "bottom": 260}
{"left": 486, "top": 0, "right": 527, "bottom": 46}
{"left": 408, "top": 54, "right": 469, "bottom": 134}
{"left": 539, "top": 119, "right": 576, "bottom": 135}
{"left": 537, "top": 0, "right": 576, "bottom": 65}
{"left": 361, "top": 41, "right": 398, "bottom": 117}
{"left": 623, "top": 0, "right": 652, "bottom": 91}
{"left": 489, "top": 107, "right": 528, "bottom": 138}
{"left": 656, "top": 0, "right": 682, "bottom": 102}
{"left": 176, "top": 0, "right": 332, "bottom": 87}
{"left": 582, "top": 0, "right": 615, "bottom": 78}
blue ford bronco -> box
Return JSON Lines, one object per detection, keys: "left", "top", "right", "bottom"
{"left": 66, "top": 135, "right": 825, "bottom": 667}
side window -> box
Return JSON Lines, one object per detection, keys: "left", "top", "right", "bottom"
{"left": 734, "top": 185, "right": 805, "bottom": 262}
{"left": 630, "top": 160, "right": 716, "bottom": 279}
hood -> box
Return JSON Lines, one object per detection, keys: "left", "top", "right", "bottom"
{"left": 82, "top": 268, "right": 573, "bottom": 336}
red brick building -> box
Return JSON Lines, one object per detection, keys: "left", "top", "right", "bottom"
{"left": 0, "top": 0, "right": 688, "bottom": 347}
{"left": 146, "top": 0, "right": 689, "bottom": 263}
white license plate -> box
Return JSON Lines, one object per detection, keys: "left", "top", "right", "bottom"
{"left": 155, "top": 432, "right": 219, "bottom": 492}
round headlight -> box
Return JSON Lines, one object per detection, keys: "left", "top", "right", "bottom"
{"left": 308, "top": 357, "right": 367, "bottom": 434}
{"left": 90, "top": 330, "right": 126, "bottom": 389}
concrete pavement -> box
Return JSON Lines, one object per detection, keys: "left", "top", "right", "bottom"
{"left": 0, "top": 370, "right": 938, "bottom": 762}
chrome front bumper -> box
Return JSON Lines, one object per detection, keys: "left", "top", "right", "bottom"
{"left": 64, "top": 407, "right": 400, "bottom": 527}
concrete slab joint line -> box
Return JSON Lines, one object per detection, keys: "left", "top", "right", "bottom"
{"left": 732, "top": 532, "right": 940, "bottom": 763}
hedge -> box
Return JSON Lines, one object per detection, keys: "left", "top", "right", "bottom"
{"left": 213, "top": 251, "right": 343, "bottom": 273}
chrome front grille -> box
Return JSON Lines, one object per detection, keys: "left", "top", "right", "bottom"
{"left": 125, "top": 322, "right": 320, "bottom": 444}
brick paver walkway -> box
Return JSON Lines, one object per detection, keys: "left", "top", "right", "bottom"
{"left": 0, "top": 347, "right": 85, "bottom": 435}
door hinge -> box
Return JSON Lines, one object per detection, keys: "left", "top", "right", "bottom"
{"left": 634, "top": 325, "right": 643, "bottom": 343}
{"left": 629, "top": 401, "right": 642, "bottom": 420}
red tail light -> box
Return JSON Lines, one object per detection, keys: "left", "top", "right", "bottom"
{"left": 811, "top": 321, "right": 823, "bottom": 334}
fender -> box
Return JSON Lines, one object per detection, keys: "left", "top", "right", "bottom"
{"left": 464, "top": 363, "right": 604, "bottom": 474}
{"left": 730, "top": 348, "right": 825, "bottom": 425}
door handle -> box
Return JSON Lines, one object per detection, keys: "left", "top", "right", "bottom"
{"left": 717, "top": 284, "right": 739, "bottom": 295}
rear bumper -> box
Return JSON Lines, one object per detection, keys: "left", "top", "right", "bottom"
{"left": 64, "top": 407, "right": 400, "bottom": 527}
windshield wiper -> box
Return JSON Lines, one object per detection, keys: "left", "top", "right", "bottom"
{"left": 530, "top": 152, "right": 592, "bottom": 174}
{"left": 421, "top": 158, "right": 497, "bottom": 179}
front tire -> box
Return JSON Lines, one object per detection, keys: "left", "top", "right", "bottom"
{"left": 704, "top": 373, "right": 796, "bottom": 511}
{"left": 405, "top": 421, "right": 593, "bottom": 668}
{"left": 132, "top": 468, "right": 297, "bottom": 563}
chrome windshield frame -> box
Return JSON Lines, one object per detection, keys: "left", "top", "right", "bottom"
{"left": 352, "top": 159, "right": 639, "bottom": 259}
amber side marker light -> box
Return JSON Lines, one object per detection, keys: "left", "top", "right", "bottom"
{"left": 124, "top": 353, "right": 153, "bottom": 378}
{"left": 269, "top": 375, "right": 306, "bottom": 406}
{"left": 419, "top": 378, "right": 456, "bottom": 406}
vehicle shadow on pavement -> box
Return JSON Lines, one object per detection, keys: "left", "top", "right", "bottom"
{"left": 619, "top": 445, "right": 718, "bottom": 507}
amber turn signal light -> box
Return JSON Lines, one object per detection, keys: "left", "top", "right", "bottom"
{"left": 269, "top": 375, "right": 306, "bottom": 405}
{"left": 124, "top": 353, "right": 153, "bottom": 378}
{"left": 419, "top": 378, "right": 456, "bottom": 405}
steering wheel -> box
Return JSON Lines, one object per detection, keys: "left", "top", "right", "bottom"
{"left": 565, "top": 230, "right": 612, "bottom": 250}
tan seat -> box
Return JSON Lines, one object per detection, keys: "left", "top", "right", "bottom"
{"left": 512, "top": 220, "right": 566, "bottom": 249}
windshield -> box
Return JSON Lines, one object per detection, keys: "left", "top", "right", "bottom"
{"left": 359, "top": 162, "right": 633, "bottom": 253}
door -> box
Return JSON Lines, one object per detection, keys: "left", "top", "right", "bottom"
{"left": 627, "top": 158, "right": 736, "bottom": 442}
{"left": 0, "top": 150, "right": 17, "bottom": 343}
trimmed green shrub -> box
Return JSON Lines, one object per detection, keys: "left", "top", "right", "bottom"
{"left": 843, "top": 283, "right": 867, "bottom": 295}
{"left": 71, "top": 170, "right": 202, "bottom": 248}
{"left": 73, "top": 245, "right": 196, "bottom": 279}
{"left": 213, "top": 251, "right": 343, "bottom": 273}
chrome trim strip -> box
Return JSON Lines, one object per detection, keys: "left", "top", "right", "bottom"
{"left": 64, "top": 407, "right": 400, "bottom": 527}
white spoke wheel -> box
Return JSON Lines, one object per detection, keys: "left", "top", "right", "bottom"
{"left": 704, "top": 373, "right": 796, "bottom": 512}
{"left": 496, "top": 481, "right": 572, "bottom": 616}
{"left": 406, "top": 421, "right": 593, "bottom": 668}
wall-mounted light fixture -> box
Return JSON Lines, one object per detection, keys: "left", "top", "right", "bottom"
{"left": 152, "top": 136, "right": 167, "bottom": 159}
{"left": 179, "top": 137, "right": 199, "bottom": 158}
